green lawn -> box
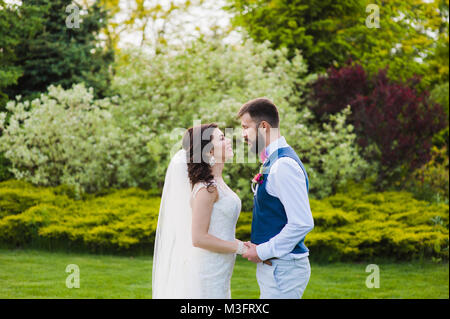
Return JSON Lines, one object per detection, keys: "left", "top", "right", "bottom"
{"left": 0, "top": 249, "right": 448, "bottom": 299}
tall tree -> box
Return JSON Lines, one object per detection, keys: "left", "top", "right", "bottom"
{"left": 93, "top": 0, "right": 205, "bottom": 52}
{"left": 225, "top": 0, "right": 363, "bottom": 73}
{"left": 225, "top": 0, "right": 449, "bottom": 87}
{"left": 4, "top": 0, "right": 114, "bottom": 101}
{"left": 0, "top": 0, "right": 42, "bottom": 110}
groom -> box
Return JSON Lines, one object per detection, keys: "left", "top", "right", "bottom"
{"left": 238, "top": 98, "right": 314, "bottom": 299}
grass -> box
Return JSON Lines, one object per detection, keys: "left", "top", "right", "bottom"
{"left": 0, "top": 249, "right": 448, "bottom": 299}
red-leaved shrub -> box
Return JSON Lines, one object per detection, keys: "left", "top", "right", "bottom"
{"left": 310, "top": 63, "right": 447, "bottom": 184}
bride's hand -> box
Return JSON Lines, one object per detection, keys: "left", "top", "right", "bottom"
{"left": 235, "top": 239, "right": 248, "bottom": 255}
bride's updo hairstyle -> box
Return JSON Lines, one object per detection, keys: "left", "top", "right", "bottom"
{"left": 182, "top": 123, "right": 218, "bottom": 192}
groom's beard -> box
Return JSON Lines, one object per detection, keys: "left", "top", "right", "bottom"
{"left": 249, "top": 130, "right": 266, "bottom": 155}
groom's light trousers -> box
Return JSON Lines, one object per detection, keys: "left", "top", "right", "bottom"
{"left": 256, "top": 257, "right": 311, "bottom": 299}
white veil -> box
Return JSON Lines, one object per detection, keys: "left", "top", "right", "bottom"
{"left": 152, "top": 149, "right": 201, "bottom": 298}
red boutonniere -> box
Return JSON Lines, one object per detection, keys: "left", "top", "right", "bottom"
{"left": 252, "top": 163, "right": 264, "bottom": 185}
{"left": 252, "top": 172, "right": 263, "bottom": 184}
{"left": 251, "top": 166, "right": 264, "bottom": 194}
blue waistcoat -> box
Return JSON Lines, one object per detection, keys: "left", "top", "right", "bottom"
{"left": 251, "top": 146, "right": 309, "bottom": 254}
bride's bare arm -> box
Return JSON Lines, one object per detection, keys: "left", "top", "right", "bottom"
{"left": 191, "top": 186, "right": 239, "bottom": 254}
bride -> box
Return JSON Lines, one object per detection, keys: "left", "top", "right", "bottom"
{"left": 152, "top": 123, "right": 247, "bottom": 298}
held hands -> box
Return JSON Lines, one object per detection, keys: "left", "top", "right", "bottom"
{"left": 235, "top": 240, "right": 271, "bottom": 265}
{"left": 242, "top": 242, "right": 264, "bottom": 264}
{"left": 235, "top": 239, "right": 248, "bottom": 255}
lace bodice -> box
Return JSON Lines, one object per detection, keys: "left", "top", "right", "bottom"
{"left": 189, "top": 179, "right": 242, "bottom": 298}
{"left": 191, "top": 180, "right": 241, "bottom": 241}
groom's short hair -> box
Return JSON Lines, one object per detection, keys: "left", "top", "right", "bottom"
{"left": 237, "top": 97, "right": 279, "bottom": 128}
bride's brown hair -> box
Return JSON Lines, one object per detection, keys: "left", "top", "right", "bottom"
{"left": 182, "top": 123, "right": 218, "bottom": 192}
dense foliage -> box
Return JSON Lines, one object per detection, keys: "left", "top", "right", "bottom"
{"left": 0, "top": 84, "right": 153, "bottom": 195}
{"left": 309, "top": 63, "right": 448, "bottom": 187}
{"left": 225, "top": 0, "right": 449, "bottom": 87}
{"left": 0, "top": 0, "right": 447, "bottom": 263}
{"left": 0, "top": 0, "right": 41, "bottom": 108}
{"left": 0, "top": 179, "right": 447, "bottom": 261}
{"left": 1, "top": 0, "right": 113, "bottom": 106}
{"left": 112, "top": 38, "right": 372, "bottom": 207}
{"left": 1, "top": 38, "right": 372, "bottom": 210}
{"left": 402, "top": 146, "right": 449, "bottom": 203}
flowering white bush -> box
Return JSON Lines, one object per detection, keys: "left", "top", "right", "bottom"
{"left": 0, "top": 37, "right": 372, "bottom": 207}
{"left": 0, "top": 84, "right": 154, "bottom": 195}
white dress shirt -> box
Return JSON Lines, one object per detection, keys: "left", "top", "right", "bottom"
{"left": 255, "top": 136, "right": 314, "bottom": 261}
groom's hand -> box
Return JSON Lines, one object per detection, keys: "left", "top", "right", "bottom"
{"left": 242, "top": 242, "right": 263, "bottom": 264}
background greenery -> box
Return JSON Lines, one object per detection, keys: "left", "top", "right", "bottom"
{"left": 0, "top": 0, "right": 448, "bottom": 298}
{"left": 0, "top": 179, "right": 447, "bottom": 261}
{"left": 0, "top": 249, "right": 448, "bottom": 298}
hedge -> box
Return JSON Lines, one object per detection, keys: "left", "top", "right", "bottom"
{"left": 0, "top": 179, "right": 448, "bottom": 261}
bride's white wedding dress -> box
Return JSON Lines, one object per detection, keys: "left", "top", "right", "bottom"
{"left": 190, "top": 180, "right": 242, "bottom": 298}
{"left": 152, "top": 149, "right": 242, "bottom": 299}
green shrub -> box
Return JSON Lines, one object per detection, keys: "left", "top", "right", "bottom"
{"left": 0, "top": 179, "right": 160, "bottom": 253}
{"left": 401, "top": 146, "right": 449, "bottom": 204}
{"left": 0, "top": 179, "right": 447, "bottom": 260}
{"left": 305, "top": 182, "right": 449, "bottom": 262}
{"left": 236, "top": 180, "right": 449, "bottom": 262}
{"left": 0, "top": 151, "right": 13, "bottom": 182}
{"left": 0, "top": 84, "right": 154, "bottom": 194}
